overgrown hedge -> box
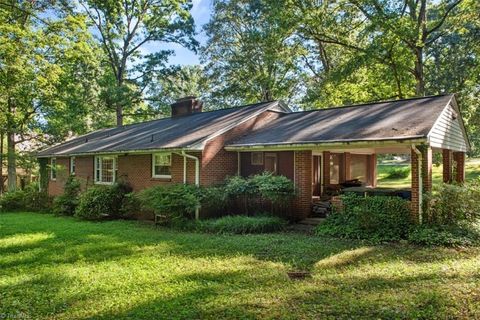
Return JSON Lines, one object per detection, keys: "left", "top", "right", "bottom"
{"left": 316, "top": 194, "right": 412, "bottom": 242}
{"left": 317, "top": 181, "right": 480, "bottom": 246}
{"left": 75, "top": 181, "right": 133, "bottom": 220}
{"left": 0, "top": 185, "right": 52, "bottom": 212}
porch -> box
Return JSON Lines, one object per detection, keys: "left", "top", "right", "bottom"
{"left": 235, "top": 143, "right": 466, "bottom": 221}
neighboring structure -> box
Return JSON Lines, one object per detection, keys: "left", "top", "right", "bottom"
{"left": 37, "top": 94, "right": 470, "bottom": 221}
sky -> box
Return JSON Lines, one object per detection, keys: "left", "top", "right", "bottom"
{"left": 159, "top": 0, "right": 213, "bottom": 66}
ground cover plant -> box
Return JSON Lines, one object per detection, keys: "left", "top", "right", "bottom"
{"left": 1, "top": 212, "right": 480, "bottom": 319}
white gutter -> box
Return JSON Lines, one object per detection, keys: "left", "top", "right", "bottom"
{"left": 178, "top": 151, "right": 201, "bottom": 220}
{"left": 412, "top": 145, "right": 423, "bottom": 224}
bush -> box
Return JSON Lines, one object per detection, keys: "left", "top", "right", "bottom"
{"left": 75, "top": 181, "right": 133, "bottom": 220}
{"left": 0, "top": 186, "right": 51, "bottom": 212}
{"left": 23, "top": 186, "right": 52, "bottom": 212}
{"left": 424, "top": 182, "right": 480, "bottom": 225}
{"left": 408, "top": 222, "right": 480, "bottom": 247}
{"left": 53, "top": 176, "right": 81, "bottom": 216}
{"left": 316, "top": 194, "right": 412, "bottom": 242}
{"left": 224, "top": 172, "right": 295, "bottom": 215}
{"left": 0, "top": 190, "right": 26, "bottom": 212}
{"left": 138, "top": 184, "right": 201, "bottom": 220}
{"left": 191, "top": 215, "right": 287, "bottom": 234}
{"left": 385, "top": 166, "right": 410, "bottom": 179}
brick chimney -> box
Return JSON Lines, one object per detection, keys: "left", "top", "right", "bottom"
{"left": 170, "top": 96, "right": 203, "bottom": 117}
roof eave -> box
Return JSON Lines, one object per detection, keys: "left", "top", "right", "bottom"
{"left": 36, "top": 146, "right": 204, "bottom": 158}
{"left": 225, "top": 136, "right": 428, "bottom": 151}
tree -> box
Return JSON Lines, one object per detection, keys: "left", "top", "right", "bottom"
{"left": 77, "top": 0, "right": 198, "bottom": 126}
{"left": 0, "top": 1, "right": 99, "bottom": 191}
{"left": 202, "top": 0, "right": 305, "bottom": 106}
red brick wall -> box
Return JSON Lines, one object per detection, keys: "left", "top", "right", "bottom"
{"left": 443, "top": 149, "right": 452, "bottom": 183}
{"left": 411, "top": 146, "right": 432, "bottom": 223}
{"left": 48, "top": 157, "right": 69, "bottom": 196}
{"left": 201, "top": 111, "right": 282, "bottom": 186}
{"left": 239, "top": 151, "right": 294, "bottom": 179}
{"left": 453, "top": 151, "right": 465, "bottom": 183}
{"left": 117, "top": 153, "right": 199, "bottom": 192}
{"left": 293, "top": 150, "right": 312, "bottom": 220}
{"left": 411, "top": 148, "right": 420, "bottom": 221}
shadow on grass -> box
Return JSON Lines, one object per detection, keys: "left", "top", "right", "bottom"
{"left": 1, "top": 213, "right": 479, "bottom": 319}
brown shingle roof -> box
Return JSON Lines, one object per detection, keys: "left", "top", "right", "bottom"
{"left": 227, "top": 95, "right": 454, "bottom": 147}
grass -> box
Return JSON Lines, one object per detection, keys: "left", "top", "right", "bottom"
{"left": 1, "top": 213, "right": 480, "bottom": 319}
{"left": 377, "top": 157, "right": 480, "bottom": 188}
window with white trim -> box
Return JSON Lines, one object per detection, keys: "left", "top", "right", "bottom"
{"left": 152, "top": 153, "right": 171, "bottom": 178}
{"left": 251, "top": 152, "right": 264, "bottom": 165}
{"left": 70, "top": 157, "right": 76, "bottom": 175}
{"left": 95, "top": 156, "right": 117, "bottom": 184}
{"left": 50, "top": 158, "right": 57, "bottom": 180}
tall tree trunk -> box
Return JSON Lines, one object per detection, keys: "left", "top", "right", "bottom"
{"left": 414, "top": 47, "right": 425, "bottom": 96}
{"left": 7, "top": 132, "right": 16, "bottom": 192}
{"left": 116, "top": 75, "right": 124, "bottom": 126}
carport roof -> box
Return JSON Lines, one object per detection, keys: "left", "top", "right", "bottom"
{"left": 226, "top": 94, "right": 457, "bottom": 148}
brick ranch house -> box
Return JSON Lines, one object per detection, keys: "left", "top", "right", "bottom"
{"left": 37, "top": 94, "right": 470, "bottom": 221}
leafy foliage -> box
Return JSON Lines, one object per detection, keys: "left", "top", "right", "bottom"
{"left": 316, "top": 194, "right": 412, "bottom": 242}
{"left": 53, "top": 176, "right": 82, "bottom": 216}
{"left": 408, "top": 222, "right": 480, "bottom": 247}
{"left": 75, "top": 182, "right": 133, "bottom": 220}
{"left": 194, "top": 215, "right": 287, "bottom": 234}
{"left": 224, "top": 172, "right": 295, "bottom": 215}
{"left": 138, "top": 184, "right": 202, "bottom": 220}
{"left": 0, "top": 186, "right": 51, "bottom": 212}
{"left": 424, "top": 181, "right": 480, "bottom": 225}
{"left": 384, "top": 166, "right": 410, "bottom": 179}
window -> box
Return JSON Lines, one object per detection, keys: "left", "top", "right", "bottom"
{"left": 50, "top": 158, "right": 57, "bottom": 180}
{"left": 251, "top": 152, "right": 263, "bottom": 165}
{"left": 70, "top": 157, "right": 76, "bottom": 175}
{"left": 264, "top": 153, "right": 277, "bottom": 174}
{"left": 152, "top": 153, "right": 171, "bottom": 178}
{"left": 95, "top": 156, "right": 117, "bottom": 184}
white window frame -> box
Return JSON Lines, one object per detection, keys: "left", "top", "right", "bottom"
{"left": 251, "top": 152, "right": 264, "bottom": 165}
{"left": 152, "top": 153, "right": 172, "bottom": 179}
{"left": 94, "top": 156, "right": 117, "bottom": 185}
{"left": 70, "top": 156, "right": 76, "bottom": 175}
{"left": 50, "top": 158, "right": 57, "bottom": 181}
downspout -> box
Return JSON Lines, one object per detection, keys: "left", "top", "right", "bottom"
{"left": 412, "top": 145, "right": 423, "bottom": 224}
{"left": 180, "top": 151, "right": 200, "bottom": 220}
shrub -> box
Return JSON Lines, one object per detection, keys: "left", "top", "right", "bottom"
{"left": 408, "top": 222, "right": 480, "bottom": 247}
{"left": 250, "top": 172, "right": 295, "bottom": 205}
{"left": 53, "top": 176, "right": 81, "bottom": 216}
{"left": 196, "top": 215, "right": 287, "bottom": 234}
{"left": 138, "top": 184, "right": 201, "bottom": 220}
{"left": 316, "top": 194, "right": 412, "bottom": 242}
{"left": 75, "top": 181, "right": 133, "bottom": 220}
{"left": 0, "top": 186, "right": 51, "bottom": 212}
{"left": 0, "top": 190, "right": 26, "bottom": 212}
{"left": 385, "top": 166, "right": 410, "bottom": 179}
{"left": 23, "top": 186, "right": 52, "bottom": 212}
{"left": 424, "top": 182, "right": 480, "bottom": 225}
{"left": 224, "top": 172, "right": 295, "bottom": 215}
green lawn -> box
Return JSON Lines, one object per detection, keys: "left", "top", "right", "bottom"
{"left": 1, "top": 213, "right": 480, "bottom": 319}
{"left": 377, "top": 158, "right": 480, "bottom": 188}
